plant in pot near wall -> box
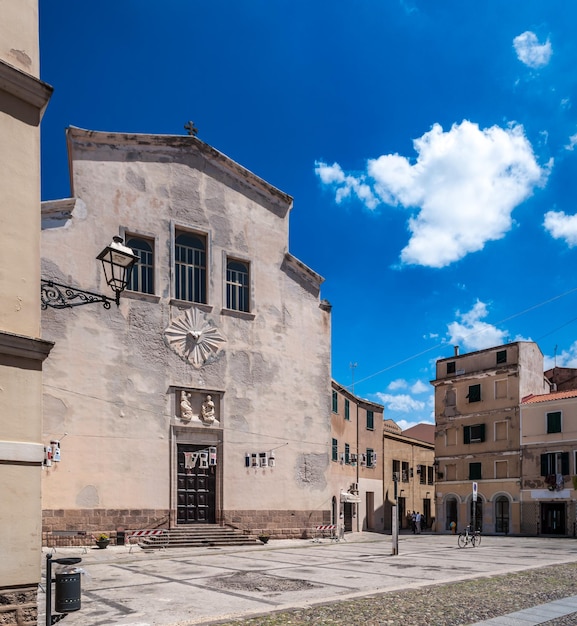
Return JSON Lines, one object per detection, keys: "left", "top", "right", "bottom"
{"left": 258, "top": 533, "right": 270, "bottom": 544}
{"left": 95, "top": 533, "right": 110, "bottom": 549}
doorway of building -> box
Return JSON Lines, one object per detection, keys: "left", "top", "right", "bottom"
{"left": 343, "top": 502, "right": 353, "bottom": 532}
{"left": 495, "top": 496, "right": 510, "bottom": 533}
{"left": 397, "top": 496, "right": 406, "bottom": 529}
{"left": 541, "top": 502, "right": 566, "bottom": 535}
{"left": 422, "top": 498, "right": 431, "bottom": 530}
{"left": 365, "top": 492, "right": 375, "bottom": 530}
{"left": 177, "top": 444, "right": 216, "bottom": 524}
{"left": 445, "top": 497, "right": 458, "bottom": 531}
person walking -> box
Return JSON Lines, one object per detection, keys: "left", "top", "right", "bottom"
{"left": 415, "top": 511, "right": 422, "bottom": 534}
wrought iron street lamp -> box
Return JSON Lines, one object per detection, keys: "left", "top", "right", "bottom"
{"left": 41, "top": 237, "right": 138, "bottom": 309}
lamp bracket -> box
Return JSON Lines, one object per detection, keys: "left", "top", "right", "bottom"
{"left": 41, "top": 279, "right": 113, "bottom": 310}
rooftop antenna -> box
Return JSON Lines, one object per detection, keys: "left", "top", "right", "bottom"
{"left": 554, "top": 344, "right": 558, "bottom": 368}
{"left": 350, "top": 362, "right": 357, "bottom": 394}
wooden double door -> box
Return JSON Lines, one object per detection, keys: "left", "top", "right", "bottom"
{"left": 177, "top": 444, "right": 216, "bottom": 524}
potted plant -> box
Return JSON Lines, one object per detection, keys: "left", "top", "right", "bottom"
{"left": 258, "top": 533, "right": 270, "bottom": 544}
{"left": 95, "top": 533, "right": 110, "bottom": 549}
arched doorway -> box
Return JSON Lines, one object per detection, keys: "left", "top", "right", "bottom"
{"left": 445, "top": 497, "right": 458, "bottom": 531}
{"left": 495, "top": 496, "right": 510, "bottom": 533}
{"left": 470, "top": 499, "right": 483, "bottom": 531}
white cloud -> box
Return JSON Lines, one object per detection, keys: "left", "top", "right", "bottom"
{"left": 314, "top": 161, "right": 379, "bottom": 210}
{"left": 513, "top": 31, "right": 552, "bottom": 69}
{"left": 316, "top": 121, "right": 548, "bottom": 268}
{"left": 374, "top": 392, "right": 425, "bottom": 413}
{"left": 411, "top": 380, "right": 429, "bottom": 394}
{"left": 544, "top": 210, "right": 577, "bottom": 247}
{"left": 544, "top": 341, "right": 577, "bottom": 369}
{"left": 396, "top": 417, "right": 434, "bottom": 431}
{"left": 447, "top": 300, "right": 507, "bottom": 352}
{"left": 387, "top": 378, "right": 408, "bottom": 391}
{"left": 565, "top": 133, "right": 577, "bottom": 151}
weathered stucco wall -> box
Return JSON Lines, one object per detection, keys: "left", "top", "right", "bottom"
{"left": 41, "top": 128, "right": 332, "bottom": 535}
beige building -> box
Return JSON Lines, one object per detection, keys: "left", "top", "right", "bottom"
{"left": 41, "top": 127, "right": 333, "bottom": 540}
{"left": 0, "top": 1, "right": 53, "bottom": 623}
{"left": 520, "top": 389, "right": 577, "bottom": 536}
{"left": 383, "top": 422, "right": 435, "bottom": 531}
{"left": 330, "top": 381, "right": 384, "bottom": 533}
{"left": 432, "top": 342, "right": 550, "bottom": 535}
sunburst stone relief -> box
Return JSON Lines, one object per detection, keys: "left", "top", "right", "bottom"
{"left": 164, "top": 307, "right": 226, "bottom": 368}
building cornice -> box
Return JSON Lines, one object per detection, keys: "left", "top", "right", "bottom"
{"left": 0, "top": 60, "right": 53, "bottom": 116}
{"left": 0, "top": 331, "right": 54, "bottom": 362}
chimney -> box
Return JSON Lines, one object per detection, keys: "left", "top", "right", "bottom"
{"left": 454, "top": 345, "right": 459, "bottom": 356}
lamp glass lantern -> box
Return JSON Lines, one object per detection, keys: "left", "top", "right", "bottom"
{"left": 97, "top": 236, "right": 138, "bottom": 304}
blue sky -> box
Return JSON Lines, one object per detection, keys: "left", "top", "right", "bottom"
{"left": 39, "top": 1, "right": 577, "bottom": 429}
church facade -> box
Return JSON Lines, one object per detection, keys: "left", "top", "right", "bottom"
{"left": 41, "top": 127, "right": 333, "bottom": 539}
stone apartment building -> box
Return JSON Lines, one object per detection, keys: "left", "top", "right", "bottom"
{"left": 432, "top": 342, "right": 550, "bottom": 535}
{"left": 330, "top": 381, "right": 384, "bottom": 533}
{"left": 40, "top": 127, "right": 333, "bottom": 540}
{"left": 520, "top": 389, "right": 577, "bottom": 536}
{"left": 383, "top": 422, "right": 435, "bottom": 531}
{"left": 0, "top": 1, "right": 53, "bottom": 623}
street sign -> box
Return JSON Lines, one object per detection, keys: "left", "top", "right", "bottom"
{"left": 473, "top": 482, "right": 478, "bottom": 502}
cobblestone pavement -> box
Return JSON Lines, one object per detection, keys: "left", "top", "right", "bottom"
{"left": 215, "top": 562, "right": 577, "bottom": 625}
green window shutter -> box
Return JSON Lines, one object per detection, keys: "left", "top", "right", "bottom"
{"left": 540, "top": 454, "right": 548, "bottom": 476}
{"left": 561, "top": 452, "right": 569, "bottom": 475}
{"left": 469, "top": 462, "right": 482, "bottom": 480}
{"left": 480, "top": 423, "right": 486, "bottom": 442}
{"left": 547, "top": 412, "right": 562, "bottom": 434}
{"left": 464, "top": 426, "right": 471, "bottom": 444}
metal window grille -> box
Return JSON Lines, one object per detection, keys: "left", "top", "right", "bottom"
{"left": 127, "top": 237, "right": 154, "bottom": 294}
{"left": 226, "top": 260, "right": 249, "bottom": 312}
{"left": 175, "top": 233, "right": 206, "bottom": 303}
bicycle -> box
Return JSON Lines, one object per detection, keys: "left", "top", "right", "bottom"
{"left": 457, "top": 525, "right": 479, "bottom": 548}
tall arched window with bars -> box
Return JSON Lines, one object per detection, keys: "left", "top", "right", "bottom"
{"left": 126, "top": 236, "right": 154, "bottom": 294}
{"left": 175, "top": 232, "right": 207, "bottom": 303}
{"left": 226, "top": 258, "right": 249, "bottom": 312}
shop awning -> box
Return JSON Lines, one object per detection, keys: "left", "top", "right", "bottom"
{"left": 340, "top": 491, "right": 361, "bottom": 503}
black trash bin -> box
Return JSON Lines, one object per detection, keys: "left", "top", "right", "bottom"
{"left": 55, "top": 566, "right": 81, "bottom": 612}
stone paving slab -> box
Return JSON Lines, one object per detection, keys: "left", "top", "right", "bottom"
{"left": 470, "top": 595, "right": 577, "bottom": 625}
{"left": 37, "top": 534, "right": 577, "bottom": 625}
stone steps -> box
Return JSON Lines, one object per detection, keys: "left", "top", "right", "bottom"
{"left": 136, "top": 525, "right": 257, "bottom": 549}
